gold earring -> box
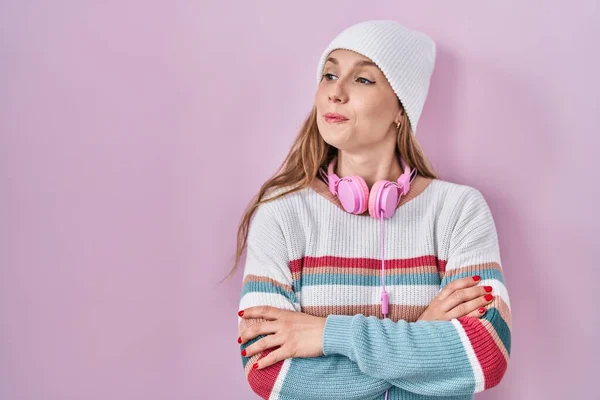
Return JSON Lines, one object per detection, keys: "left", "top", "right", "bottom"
{"left": 396, "top": 121, "right": 401, "bottom": 130}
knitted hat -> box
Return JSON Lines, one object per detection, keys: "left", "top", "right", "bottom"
{"left": 316, "top": 20, "right": 436, "bottom": 135}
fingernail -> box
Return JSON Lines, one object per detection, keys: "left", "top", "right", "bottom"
{"left": 241, "top": 349, "right": 247, "bottom": 356}
{"left": 237, "top": 336, "right": 242, "bottom": 344}
{"left": 485, "top": 294, "right": 493, "bottom": 301}
{"left": 253, "top": 363, "right": 259, "bottom": 369}
{"left": 478, "top": 307, "right": 486, "bottom": 314}
{"left": 484, "top": 286, "right": 493, "bottom": 292}
{"left": 238, "top": 310, "right": 244, "bottom": 317}
{"left": 472, "top": 275, "right": 481, "bottom": 281}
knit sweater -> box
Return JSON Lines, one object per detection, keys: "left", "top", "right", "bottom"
{"left": 238, "top": 174, "right": 512, "bottom": 400}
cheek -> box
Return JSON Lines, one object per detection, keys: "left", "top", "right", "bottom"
{"left": 356, "top": 98, "right": 389, "bottom": 119}
{"left": 357, "top": 100, "right": 394, "bottom": 130}
{"left": 314, "top": 87, "right": 327, "bottom": 108}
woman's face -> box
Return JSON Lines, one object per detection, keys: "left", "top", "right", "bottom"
{"left": 314, "top": 49, "right": 402, "bottom": 153}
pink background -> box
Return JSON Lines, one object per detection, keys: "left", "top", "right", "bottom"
{"left": 1, "top": 1, "right": 598, "bottom": 399}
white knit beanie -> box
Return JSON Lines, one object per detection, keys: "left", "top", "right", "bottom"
{"left": 316, "top": 20, "right": 436, "bottom": 135}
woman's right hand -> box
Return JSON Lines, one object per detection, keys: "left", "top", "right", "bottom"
{"left": 416, "top": 275, "right": 494, "bottom": 322}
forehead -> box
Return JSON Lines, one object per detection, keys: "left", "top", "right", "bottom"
{"left": 324, "top": 49, "right": 378, "bottom": 69}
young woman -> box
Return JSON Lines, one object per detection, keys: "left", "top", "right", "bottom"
{"left": 232, "top": 20, "right": 511, "bottom": 400}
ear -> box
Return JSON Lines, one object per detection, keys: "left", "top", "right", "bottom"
{"left": 394, "top": 108, "right": 405, "bottom": 124}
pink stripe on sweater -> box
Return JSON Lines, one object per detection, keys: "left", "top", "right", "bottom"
{"left": 290, "top": 255, "right": 447, "bottom": 273}
{"left": 248, "top": 347, "right": 284, "bottom": 398}
{"left": 458, "top": 316, "right": 508, "bottom": 390}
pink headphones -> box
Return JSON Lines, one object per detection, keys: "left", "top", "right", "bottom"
{"left": 319, "top": 153, "right": 417, "bottom": 220}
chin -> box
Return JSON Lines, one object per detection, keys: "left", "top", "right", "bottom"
{"left": 320, "top": 136, "right": 356, "bottom": 152}
{"left": 319, "top": 131, "right": 344, "bottom": 147}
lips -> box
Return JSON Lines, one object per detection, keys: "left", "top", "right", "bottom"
{"left": 324, "top": 113, "right": 349, "bottom": 122}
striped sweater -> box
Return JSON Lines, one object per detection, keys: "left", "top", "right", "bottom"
{"left": 238, "top": 174, "right": 512, "bottom": 399}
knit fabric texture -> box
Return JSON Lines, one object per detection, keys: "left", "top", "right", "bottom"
{"left": 238, "top": 175, "right": 512, "bottom": 399}
{"left": 315, "top": 20, "right": 437, "bottom": 135}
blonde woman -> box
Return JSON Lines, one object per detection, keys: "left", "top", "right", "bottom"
{"left": 231, "top": 20, "right": 511, "bottom": 400}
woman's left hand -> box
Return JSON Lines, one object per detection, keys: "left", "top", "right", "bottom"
{"left": 239, "top": 306, "right": 327, "bottom": 369}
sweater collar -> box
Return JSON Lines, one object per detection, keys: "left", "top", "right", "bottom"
{"left": 309, "top": 174, "right": 433, "bottom": 216}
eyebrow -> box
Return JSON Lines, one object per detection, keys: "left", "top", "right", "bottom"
{"left": 324, "top": 57, "right": 377, "bottom": 69}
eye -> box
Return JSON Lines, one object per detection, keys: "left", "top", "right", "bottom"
{"left": 321, "top": 73, "right": 374, "bottom": 85}
{"left": 357, "top": 77, "right": 375, "bottom": 85}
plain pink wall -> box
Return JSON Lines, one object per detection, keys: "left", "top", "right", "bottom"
{"left": 1, "top": 1, "right": 598, "bottom": 399}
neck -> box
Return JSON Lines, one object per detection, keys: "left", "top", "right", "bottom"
{"left": 336, "top": 149, "right": 402, "bottom": 190}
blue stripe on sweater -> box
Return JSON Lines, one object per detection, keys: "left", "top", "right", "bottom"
{"left": 445, "top": 268, "right": 505, "bottom": 285}
{"left": 297, "top": 272, "right": 441, "bottom": 286}
{"left": 295, "top": 268, "right": 503, "bottom": 287}
{"left": 240, "top": 336, "right": 262, "bottom": 369}
{"left": 483, "top": 308, "right": 511, "bottom": 355}
{"left": 241, "top": 281, "right": 298, "bottom": 303}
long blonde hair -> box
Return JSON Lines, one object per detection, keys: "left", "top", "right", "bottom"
{"left": 219, "top": 101, "right": 438, "bottom": 283}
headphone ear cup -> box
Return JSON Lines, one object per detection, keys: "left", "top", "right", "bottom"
{"left": 336, "top": 175, "right": 369, "bottom": 214}
{"left": 369, "top": 180, "right": 400, "bottom": 219}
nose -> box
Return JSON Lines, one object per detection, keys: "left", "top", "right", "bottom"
{"left": 328, "top": 81, "right": 348, "bottom": 104}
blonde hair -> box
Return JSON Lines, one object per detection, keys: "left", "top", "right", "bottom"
{"left": 218, "top": 102, "right": 438, "bottom": 283}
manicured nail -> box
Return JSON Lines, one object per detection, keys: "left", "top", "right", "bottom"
{"left": 472, "top": 275, "right": 481, "bottom": 281}
{"left": 253, "top": 363, "right": 259, "bottom": 369}
{"left": 485, "top": 294, "right": 493, "bottom": 301}
{"left": 478, "top": 307, "right": 486, "bottom": 314}
{"left": 237, "top": 336, "right": 242, "bottom": 344}
{"left": 484, "top": 286, "right": 493, "bottom": 292}
{"left": 241, "top": 349, "right": 247, "bottom": 356}
{"left": 238, "top": 310, "right": 244, "bottom": 317}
